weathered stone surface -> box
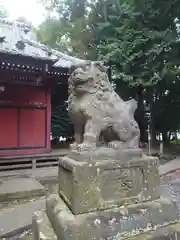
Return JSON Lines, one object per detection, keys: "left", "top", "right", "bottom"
{"left": 68, "top": 61, "right": 140, "bottom": 152}
{"left": 34, "top": 208, "right": 180, "bottom": 240}
{"left": 69, "top": 147, "right": 142, "bottom": 162}
{"left": 45, "top": 194, "right": 179, "bottom": 240}
{"left": 0, "top": 199, "right": 45, "bottom": 238}
{"left": 0, "top": 176, "right": 45, "bottom": 201}
{"left": 58, "top": 155, "right": 160, "bottom": 214}
{"left": 32, "top": 211, "right": 57, "bottom": 240}
{"left": 32, "top": 60, "right": 180, "bottom": 240}
{"left": 127, "top": 222, "right": 180, "bottom": 240}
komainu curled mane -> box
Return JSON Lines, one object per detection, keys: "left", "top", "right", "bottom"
{"left": 68, "top": 61, "right": 140, "bottom": 151}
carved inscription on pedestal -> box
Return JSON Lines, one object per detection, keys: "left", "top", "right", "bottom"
{"left": 100, "top": 167, "right": 144, "bottom": 201}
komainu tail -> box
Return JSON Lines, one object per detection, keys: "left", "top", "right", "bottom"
{"left": 125, "top": 99, "right": 138, "bottom": 116}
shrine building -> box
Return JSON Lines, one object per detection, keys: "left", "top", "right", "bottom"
{"left": 0, "top": 18, "right": 84, "bottom": 157}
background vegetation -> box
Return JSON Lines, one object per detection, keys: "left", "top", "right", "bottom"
{"left": 2, "top": 0, "right": 180, "bottom": 144}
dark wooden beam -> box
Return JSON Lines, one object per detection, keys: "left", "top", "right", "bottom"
{"left": 0, "top": 62, "right": 70, "bottom": 79}
{"left": 0, "top": 79, "right": 44, "bottom": 87}
{"left": 0, "top": 69, "right": 69, "bottom": 87}
{"left": 0, "top": 52, "right": 55, "bottom": 69}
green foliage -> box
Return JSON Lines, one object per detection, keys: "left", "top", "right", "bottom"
{"left": 92, "top": 0, "right": 180, "bottom": 141}
{"left": 37, "top": 0, "right": 180, "bottom": 141}
{"left": 96, "top": 1, "right": 180, "bottom": 88}
{"left": 170, "top": 140, "right": 180, "bottom": 145}
{"left": 37, "top": 0, "right": 97, "bottom": 59}
{"left": 51, "top": 103, "right": 73, "bottom": 137}
{"left": 36, "top": 18, "right": 70, "bottom": 53}
{"left": 37, "top": 0, "right": 97, "bottom": 138}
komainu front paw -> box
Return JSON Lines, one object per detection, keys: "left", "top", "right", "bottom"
{"left": 70, "top": 142, "right": 78, "bottom": 150}
{"left": 77, "top": 142, "right": 96, "bottom": 152}
{"left": 108, "top": 141, "right": 124, "bottom": 149}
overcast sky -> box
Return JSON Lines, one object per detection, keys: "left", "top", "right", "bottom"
{"left": 0, "top": 0, "right": 46, "bottom": 26}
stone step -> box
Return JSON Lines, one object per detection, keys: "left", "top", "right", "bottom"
{"left": 0, "top": 176, "right": 46, "bottom": 201}
{"left": 0, "top": 199, "right": 45, "bottom": 238}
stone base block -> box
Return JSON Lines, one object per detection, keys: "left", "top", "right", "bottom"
{"left": 0, "top": 176, "right": 45, "bottom": 201}
{"left": 33, "top": 194, "right": 180, "bottom": 240}
{"left": 58, "top": 155, "right": 160, "bottom": 214}
{"left": 32, "top": 211, "right": 57, "bottom": 240}
{"left": 33, "top": 215, "right": 180, "bottom": 240}
{"left": 127, "top": 223, "right": 180, "bottom": 240}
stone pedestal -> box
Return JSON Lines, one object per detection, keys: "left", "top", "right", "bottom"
{"left": 32, "top": 152, "right": 180, "bottom": 240}
{"left": 58, "top": 155, "right": 159, "bottom": 214}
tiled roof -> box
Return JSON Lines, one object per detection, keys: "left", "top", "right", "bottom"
{"left": 0, "top": 18, "right": 85, "bottom": 68}
{"left": 53, "top": 51, "right": 85, "bottom": 68}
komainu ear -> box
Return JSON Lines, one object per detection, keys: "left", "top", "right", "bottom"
{"left": 68, "top": 76, "right": 72, "bottom": 85}
{"left": 72, "top": 61, "right": 90, "bottom": 72}
{"left": 93, "top": 61, "right": 107, "bottom": 72}
{"left": 69, "top": 65, "right": 76, "bottom": 74}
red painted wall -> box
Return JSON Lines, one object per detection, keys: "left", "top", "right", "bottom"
{"left": 0, "top": 85, "right": 51, "bottom": 156}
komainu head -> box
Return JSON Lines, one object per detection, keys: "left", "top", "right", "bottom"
{"left": 68, "top": 61, "right": 113, "bottom": 96}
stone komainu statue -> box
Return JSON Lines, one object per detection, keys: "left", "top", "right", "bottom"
{"left": 68, "top": 61, "right": 140, "bottom": 151}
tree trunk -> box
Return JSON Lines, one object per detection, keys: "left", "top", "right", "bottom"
{"left": 162, "top": 131, "right": 168, "bottom": 143}
{"left": 135, "top": 87, "right": 147, "bottom": 143}
{"left": 151, "top": 125, "right": 156, "bottom": 142}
